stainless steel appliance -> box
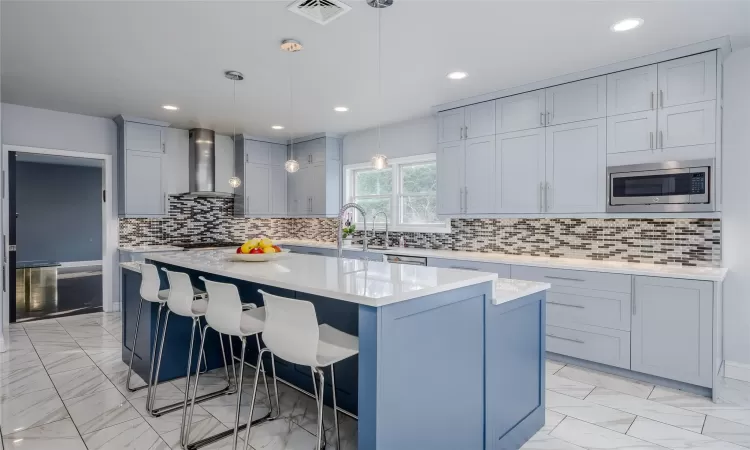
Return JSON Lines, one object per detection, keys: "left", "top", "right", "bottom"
{"left": 606, "top": 159, "right": 714, "bottom": 213}
{"left": 385, "top": 254, "right": 427, "bottom": 266}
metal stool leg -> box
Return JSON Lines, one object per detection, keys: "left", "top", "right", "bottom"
{"left": 310, "top": 367, "right": 326, "bottom": 448}
{"left": 147, "top": 308, "right": 171, "bottom": 415}
{"left": 315, "top": 368, "right": 326, "bottom": 450}
{"left": 183, "top": 324, "right": 208, "bottom": 448}
{"left": 145, "top": 303, "right": 166, "bottom": 413}
{"left": 255, "top": 336, "right": 271, "bottom": 410}
{"left": 125, "top": 297, "right": 148, "bottom": 392}
{"left": 270, "top": 353, "right": 280, "bottom": 420}
{"left": 242, "top": 348, "right": 271, "bottom": 450}
{"left": 331, "top": 364, "right": 340, "bottom": 450}
{"left": 231, "top": 337, "right": 247, "bottom": 450}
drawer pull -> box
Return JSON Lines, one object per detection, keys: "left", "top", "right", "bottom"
{"left": 451, "top": 266, "right": 480, "bottom": 271}
{"left": 547, "top": 334, "right": 584, "bottom": 344}
{"left": 545, "top": 275, "right": 586, "bottom": 282}
{"left": 547, "top": 301, "right": 585, "bottom": 309}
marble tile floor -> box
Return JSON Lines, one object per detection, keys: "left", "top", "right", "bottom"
{"left": 4, "top": 313, "right": 750, "bottom": 449}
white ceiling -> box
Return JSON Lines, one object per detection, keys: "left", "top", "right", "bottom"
{"left": 2, "top": 1, "right": 749, "bottom": 138}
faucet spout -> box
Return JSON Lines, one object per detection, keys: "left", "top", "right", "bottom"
{"left": 371, "top": 211, "right": 389, "bottom": 249}
{"left": 338, "top": 203, "right": 368, "bottom": 258}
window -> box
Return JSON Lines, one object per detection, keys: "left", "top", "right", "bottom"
{"left": 344, "top": 154, "right": 450, "bottom": 233}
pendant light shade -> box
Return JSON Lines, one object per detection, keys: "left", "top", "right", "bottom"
{"left": 228, "top": 176, "right": 241, "bottom": 189}
{"left": 371, "top": 154, "right": 388, "bottom": 170}
{"left": 285, "top": 159, "right": 300, "bottom": 173}
{"left": 284, "top": 39, "right": 301, "bottom": 174}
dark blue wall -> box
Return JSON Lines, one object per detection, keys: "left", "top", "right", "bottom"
{"left": 16, "top": 162, "right": 102, "bottom": 263}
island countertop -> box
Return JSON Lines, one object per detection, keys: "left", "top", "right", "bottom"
{"left": 145, "top": 249, "right": 507, "bottom": 307}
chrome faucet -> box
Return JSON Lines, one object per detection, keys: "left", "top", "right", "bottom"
{"left": 371, "top": 211, "right": 389, "bottom": 249}
{"left": 338, "top": 203, "right": 368, "bottom": 258}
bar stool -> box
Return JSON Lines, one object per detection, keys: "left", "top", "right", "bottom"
{"left": 125, "top": 263, "right": 203, "bottom": 394}
{"left": 149, "top": 269, "right": 237, "bottom": 448}
{"left": 244, "top": 290, "right": 359, "bottom": 450}
{"left": 185, "top": 277, "right": 278, "bottom": 450}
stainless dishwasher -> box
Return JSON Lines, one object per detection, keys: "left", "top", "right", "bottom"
{"left": 385, "top": 254, "right": 427, "bottom": 266}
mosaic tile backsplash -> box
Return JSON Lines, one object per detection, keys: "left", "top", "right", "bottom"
{"left": 119, "top": 195, "right": 721, "bottom": 267}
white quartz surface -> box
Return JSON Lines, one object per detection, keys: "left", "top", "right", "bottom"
{"left": 278, "top": 239, "right": 727, "bottom": 282}
{"left": 494, "top": 279, "right": 551, "bottom": 305}
{"left": 120, "top": 262, "right": 141, "bottom": 272}
{"left": 118, "top": 245, "right": 185, "bottom": 253}
{"left": 144, "top": 249, "right": 506, "bottom": 307}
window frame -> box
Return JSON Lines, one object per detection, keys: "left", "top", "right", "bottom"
{"left": 344, "top": 153, "right": 451, "bottom": 234}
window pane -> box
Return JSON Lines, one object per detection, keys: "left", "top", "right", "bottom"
{"left": 402, "top": 162, "right": 437, "bottom": 194}
{"left": 355, "top": 169, "right": 392, "bottom": 196}
{"left": 401, "top": 194, "right": 440, "bottom": 224}
{"left": 354, "top": 197, "right": 391, "bottom": 223}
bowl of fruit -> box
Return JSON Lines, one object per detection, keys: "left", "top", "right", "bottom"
{"left": 230, "top": 238, "right": 289, "bottom": 262}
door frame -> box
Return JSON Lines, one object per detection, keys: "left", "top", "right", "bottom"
{"left": 2, "top": 144, "right": 116, "bottom": 330}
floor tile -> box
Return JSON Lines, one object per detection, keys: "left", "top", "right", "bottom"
{"left": 74, "top": 336, "right": 121, "bottom": 351}
{"left": 64, "top": 326, "right": 115, "bottom": 340}
{"left": 244, "top": 416, "right": 322, "bottom": 450}
{"left": 649, "top": 386, "right": 750, "bottom": 428}
{"left": 31, "top": 341, "right": 80, "bottom": 357}
{"left": 129, "top": 382, "right": 212, "bottom": 435}
{"left": 0, "top": 365, "right": 54, "bottom": 402}
{"left": 85, "top": 348, "right": 128, "bottom": 376}
{"left": 702, "top": 416, "right": 750, "bottom": 448}
{"left": 521, "top": 433, "right": 587, "bottom": 450}
{"left": 107, "top": 367, "right": 151, "bottom": 400}
{"left": 49, "top": 366, "right": 114, "bottom": 400}
{"left": 546, "top": 374, "right": 595, "bottom": 399}
{"left": 199, "top": 389, "right": 272, "bottom": 429}
{"left": 40, "top": 349, "right": 95, "bottom": 374}
{"left": 0, "top": 348, "right": 43, "bottom": 375}
{"left": 58, "top": 315, "right": 104, "bottom": 328}
{"left": 541, "top": 410, "right": 566, "bottom": 434}
{"left": 0, "top": 388, "right": 69, "bottom": 433}
{"left": 546, "top": 390, "right": 636, "bottom": 433}
{"left": 628, "top": 416, "right": 747, "bottom": 449}
{"left": 715, "top": 377, "right": 750, "bottom": 408}
{"left": 64, "top": 387, "right": 141, "bottom": 435}
{"left": 82, "top": 417, "right": 169, "bottom": 450}
{"left": 25, "top": 330, "right": 75, "bottom": 344}
{"left": 546, "top": 360, "right": 565, "bottom": 376}
{"left": 556, "top": 365, "right": 655, "bottom": 399}
{"left": 2, "top": 418, "right": 86, "bottom": 450}
{"left": 551, "top": 417, "right": 664, "bottom": 449}
{"left": 586, "top": 387, "right": 707, "bottom": 433}
{"left": 161, "top": 416, "right": 235, "bottom": 450}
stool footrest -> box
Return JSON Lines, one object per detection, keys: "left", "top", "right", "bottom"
{"left": 186, "top": 411, "right": 271, "bottom": 450}
{"left": 150, "top": 383, "right": 235, "bottom": 417}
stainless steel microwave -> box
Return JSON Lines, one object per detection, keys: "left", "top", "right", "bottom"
{"left": 607, "top": 159, "right": 714, "bottom": 213}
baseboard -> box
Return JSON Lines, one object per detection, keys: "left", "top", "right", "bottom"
{"left": 724, "top": 360, "right": 750, "bottom": 383}
{"left": 59, "top": 260, "right": 103, "bottom": 268}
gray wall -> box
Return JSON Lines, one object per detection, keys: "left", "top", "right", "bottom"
{"left": 342, "top": 115, "right": 437, "bottom": 165}
{"left": 16, "top": 161, "right": 103, "bottom": 263}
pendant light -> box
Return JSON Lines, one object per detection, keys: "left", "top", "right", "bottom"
{"left": 226, "top": 70, "right": 244, "bottom": 188}
{"left": 283, "top": 39, "right": 301, "bottom": 173}
{"left": 370, "top": 0, "right": 390, "bottom": 170}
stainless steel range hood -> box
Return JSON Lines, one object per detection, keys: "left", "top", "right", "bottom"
{"left": 183, "top": 128, "right": 233, "bottom": 197}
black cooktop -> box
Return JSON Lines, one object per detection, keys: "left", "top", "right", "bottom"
{"left": 173, "top": 242, "right": 242, "bottom": 249}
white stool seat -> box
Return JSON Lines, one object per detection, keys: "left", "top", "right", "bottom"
{"left": 317, "top": 324, "right": 359, "bottom": 367}
{"left": 158, "top": 287, "right": 204, "bottom": 302}
{"left": 191, "top": 298, "right": 209, "bottom": 315}
{"left": 240, "top": 307, "right": 266, "bottom": 335}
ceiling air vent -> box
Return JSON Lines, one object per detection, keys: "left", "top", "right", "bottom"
{"left": 287, "top": 0, "right": 351, "bottom": 25}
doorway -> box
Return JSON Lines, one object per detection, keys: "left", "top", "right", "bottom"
{"left": 2, "top": 145, "right": 115, "bottom": 326}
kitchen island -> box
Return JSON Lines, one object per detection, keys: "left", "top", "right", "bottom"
{"left": 121, "top": 249, "right": 549, "bottom": 450}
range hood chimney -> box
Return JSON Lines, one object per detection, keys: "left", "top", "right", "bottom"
{"left": 185, "top": 128, "right": 232, "bottom": 197}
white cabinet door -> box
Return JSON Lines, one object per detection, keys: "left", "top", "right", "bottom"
{"left": 244, "top": 163, "right": 270, "bottom": 215}
{"left": 437, "top": 141, "right": 466, "bottom": 215}
{"left": 269, "top": 143, "right": 288, "bottom": 166}
{"left": 125, "top": 123, "right": 164, "bottom": 153}
{"left": 287, "top": 170, "right": 303, "bottom": 215}
{"left": 464, "top": 136, "right": 495, "bottom": 214}
{"left": 632, "top": 276, "right": 713, "bottom": 387}
{"left": 270, "top": 165, "right": 287, "bottom": 215}
{"left": 658, "top": 100, "right": 716, "bottom": 149}
{"left": 546, "top": 76, "right": 607, "bottom": 126}
{"left": 545, "top": 118, "right": 606, "bottom": 213}
{"left": 465, "top": 101, "right": 495, "bottom": 139}
{"left": 125, "top": 150, "right": 165, "bottom": 215}
{"left": 291, "top": 140, "right": 310, "bottom": 168}
{"left": 658, "top": 52, "right": 717, "bottom": 108}
{"left": 496, "top": 90, "right": 546, "bottom": 133}
{"left": 438, "top": 108, "right": 465, "bottom": 143}
{"left": 607, "top": 111, "right": 657, "bottom": 154}
{"left": 495, "top": 129, "right": 546, "bottom": 213}
{"left": 245, "top": 140, "right": 270, "bottom": 164}
{"left": 607, "top": 65, "right": 658, "bottom": 115}
{"left": 214, "top": 134, "right": 235, "bottom": 194}
{"left": 308, "top": 164, "right": 327, "bottom": 215}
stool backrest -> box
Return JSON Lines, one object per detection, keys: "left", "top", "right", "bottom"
{"left": 259, "top": 290, "right": 320, "bottom": 367}
{"left": 140, "top": 263, "right": 163, "bottom": 303}
{"left": 200, "top": 277, "right": 242, "bottom": 335}
{"left": 163, "top": 269, "right": 197, "bottom": 317}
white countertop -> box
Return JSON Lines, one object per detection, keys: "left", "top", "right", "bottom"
{"left": 278, "top": 239, "right": 727, "bottom": 282}
{"left": 143, "top": 249, "right": 520, "bottom": 307}
{"left": 119, "top": 245, "right": 185, "bottom": 253}
{"left": 120, "top": 262, "right": 141, "bottom": 272}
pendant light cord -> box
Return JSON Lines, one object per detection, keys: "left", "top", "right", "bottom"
{"left": 289, "top": 53, "right": 294, "bottom": 161}
{"left": 377, "top": 2, "right": 382, "bottom": 155}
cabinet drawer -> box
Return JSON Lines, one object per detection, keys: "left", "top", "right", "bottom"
{"left": 427, "top": 258, "right": 510, "bottom": 277}
{"left": 512, "top": 266, "right": 631, "bottom": 293}
{"left": 285, "top": 246, "right": 336, "bottom": 257}
{"left": 546, "top": 286, "right": 631, "bottom": 331}
{"left": 547, "top": 324, "right": 630, "bottom": 369}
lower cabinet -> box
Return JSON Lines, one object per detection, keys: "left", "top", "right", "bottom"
{"left": 427, "top": 257, "right": 510, "bottom": 277}
{"left": 547, "top": 324, "right": 631, "bottom": 369}
{"left": 631, "top": 276, "right": 713, "bottom": 387}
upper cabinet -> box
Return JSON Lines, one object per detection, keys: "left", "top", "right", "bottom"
{"left": 115, "top": 116, "right": 169, "bottom": 217}
{"left": 496, "top": 90, "right": 546, "bottom": 134}
{"left": 287, "top": 136, "right": 342, "bottom": 217}
{"left": 234, "top": 137, "right": 288, "bottom": 218}
{"left": 607, "top": 65, "right": 658, "bottom": 115}
{"left": 657, "top": 52, "right": 717, "bottom": 108}
{"left": 495, "top": 128, "right": 546, "bottom": 213}
{"left": 438, "top": 101, "right": 495, "bottom": 143}
{"left": 545, "top": 76, "right": 607, "bottom": 126}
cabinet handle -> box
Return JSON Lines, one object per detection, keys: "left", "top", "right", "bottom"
{"left": 544, "top": 275, "right": 586, "bottom": 282}
{"left": 546, "top": 334, "right": 584, "bottom": 344}
{"left": 547, "top": 301, "right": 585, "bottom": 309}
{"left": 465, "top": 126, "right": 469, "bottom": 139}
{"left": 450, "top": 266, "right": 480, "bottom": 271}
{"left": 650, "top": 92, "right": 654, "bottom": 110}
{"left": 650, "top": 131, "right": 654, "bottom": 150}
{"left": 459, "top": 187, "right": 463, "bottom": 213}
{"left": 631, "top": 277, "right": 636, "bottom": 315}
{"left": 659, "top": 89, "right": 664, "bottom": 108}
{"left": 539, "top": 182, "right": 543, "bottom": 212}
{"left": 546, "top": 111, "right": 550, "bottom": 125}
{"left": 464, "top": 187, "right": 468, "bottom": 213}
{"left": 659, "top": 130, "right": 664, "bottom": 149}
{"left": 544, "top": 182, "right": 551, "bottom": 212}
{"left": 162, "top": 142, "right": 166, "bottom": 153}
{"left": 540, "top": 112, "right": 544, "bottom": 127}
{"left": 164, "top": 193, "right": 167, "bottom": 213}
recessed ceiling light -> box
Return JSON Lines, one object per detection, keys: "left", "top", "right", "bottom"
{"left": 162, "top": 105, "right": 179, "bottom": 111}
{"left": 447, "top": 71, "right": 468, "bottom": 80}
{"left": 334, "top": 106, "right": 349, "bottom": 112}
{"left": 611, "top": 18, "right": 643, "bottom": 32}
{"left": 271, "top": 125, "right": 285, "bottom": 130}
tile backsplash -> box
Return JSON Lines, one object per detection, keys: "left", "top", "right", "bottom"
{"left": 119, "top": 195, "right": 721, "bottom": 267}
